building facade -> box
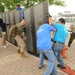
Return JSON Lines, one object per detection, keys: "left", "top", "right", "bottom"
{"left": 58, "top": 11, "right": 75, "bottom": 23}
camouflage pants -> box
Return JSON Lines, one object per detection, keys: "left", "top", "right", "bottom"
{"left": 14, "top": 35, "right": 26, "bottom": 53}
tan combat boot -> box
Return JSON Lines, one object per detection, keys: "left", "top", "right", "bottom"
{"left": 20, "top": 52, "right": 28, "bottom": 58}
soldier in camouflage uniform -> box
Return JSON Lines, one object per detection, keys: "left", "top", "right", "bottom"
{"left": 14, "top": 20, "right": 28, "bottom": 58}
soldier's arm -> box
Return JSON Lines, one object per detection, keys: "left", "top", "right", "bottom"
{"left": 20, "top": 32, "right": 27, "bottom": 40}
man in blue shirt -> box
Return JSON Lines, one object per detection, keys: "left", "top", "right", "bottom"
{"left": 16, "top": 4, "right": 24, "bottom": 19}
{"left": 47, "top": 13, "right": 68, "bottom": 69}
{"left": 16, "top": 4, "right": 26, "bottom": 35}
{"left": 36, "top": 21, "right": 58, "bottom": 75}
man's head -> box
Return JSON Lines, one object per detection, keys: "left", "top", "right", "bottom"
{"left": 59, "top": 18, "right": 65, "bottom": 25}
{"left": 16, "top": 4, "right": 20, "bottom": 9}
{"left": 20, "top": 20, "right": 26, "bottom": 27}
{"left": 37, "top": 21, "right": 44, "bottom": 27}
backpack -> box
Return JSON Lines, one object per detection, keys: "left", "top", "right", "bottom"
{"left": 9, "top": 23, "right": 19, "bottom": 37}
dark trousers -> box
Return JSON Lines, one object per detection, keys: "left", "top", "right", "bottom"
{"left": 68, "top": 33, "right": 75, "bottom": 47}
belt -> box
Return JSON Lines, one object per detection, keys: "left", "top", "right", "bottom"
{"left": 54, "top": 41, "right": 64, "bottom": 44}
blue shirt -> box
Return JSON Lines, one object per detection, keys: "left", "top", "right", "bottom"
{"left": 16, "top": 7, "right": 24, "bottom": 19}
{"left": 53, "top": 22, "right": 68, "bottom": 43}
{"left": 36, "top": 23, "right": 55, "bottom": 51}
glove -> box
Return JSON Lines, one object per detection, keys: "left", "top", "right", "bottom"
{"left": 46, "top": 13, "right": 52, "bottom": 18}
